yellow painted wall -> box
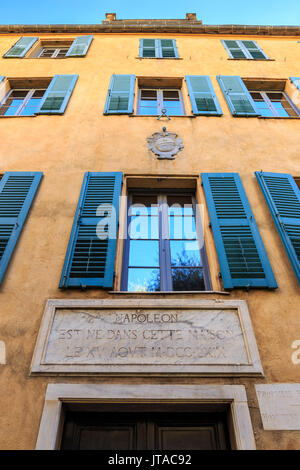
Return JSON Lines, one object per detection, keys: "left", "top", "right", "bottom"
{"left": 0, "top": 32, "right": 299, "bottom": 450}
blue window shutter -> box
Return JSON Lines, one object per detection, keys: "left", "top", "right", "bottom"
{"left": 217, "top": 75, "right": 259, "bottom": 117}
{"left": 0, "top": 76, "right": 4, "bottom": 83}
{"left": 0, "top": 172, "right": 42, "bottom": 284}
{"left": 241, "top": 40, "right": 269, "bottom": 59}
{"left": 290, "top": 77, "right": 300, "bottom": 91}
{"left": 139, "top": 39, "right": 157, "bottom": 57}
{"left": 201, "top": 173, "right": 277, "bottom": 290}
{"left": 159, "top": 39, "right": 178, "bottom": 58}
{"left": 66, "top": 35, "right": 93, "bottom": 57}
{"left": 59, "top": 172, "right": 123, "bottom": 289}
{"left": 185, "top": 75, "right": 222, "bottom": 115}
{"left": 255, "top": 171, "right": 300, "bottom": 284}
{"left": 104, "top": 74, "right": 135, "bottom": 114}
{"left": 36, "top": 74, "right": 78, "bottom": 114}
{"left": 222, "top": 40, "right": 247, "bottom": 59}
{"left": 4, "top": 37, "right": 38, "bottom": 58}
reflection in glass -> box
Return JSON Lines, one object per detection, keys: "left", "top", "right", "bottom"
{"left": 129, "top": 215, "right": 159, "bottom": 239}
{"left": 172, "top": 267, "right": 205, "bottom": 291}
{"left": 170, "top": 240, "right": 202, "bottom": 266}
{"left": 168, "top": 216, "right": 196, "bottom": 239}
{"left": 128, "top": 268, "right": 160, "bottom": 291}
{"left": 128, "top": 240, "right": 159, "bottom": 267}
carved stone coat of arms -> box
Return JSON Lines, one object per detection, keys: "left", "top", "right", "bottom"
{"left": 147, "top": 129, "right": 184, "bottom": 160}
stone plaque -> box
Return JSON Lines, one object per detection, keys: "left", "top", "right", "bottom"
{"left": 256, "top": 384, "right": 300, "bottom": 430}
{"left": 31, "top": 299, "right": 263, "bottom": 376}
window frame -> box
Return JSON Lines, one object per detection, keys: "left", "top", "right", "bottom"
{"left": 137, "top": 87, "right": 185, "bottom": 116}
{"left": 121, "top": 190, "right": 212, "bottom": 292}
{"left": 35, "top": 46, "right": 70, "bottom": 58}
{"left": 0, "top": 87, "right": 46, "bottom": 116}
{"left": 139, "top": 39, "right": 179, "bottom": 58}
{"left": 222, "top": 40, "right": 269, "bottom": 60}
{"left": 249, "top": 89, "right": 300, "bottom": 118}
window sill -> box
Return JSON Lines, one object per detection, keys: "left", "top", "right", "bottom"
{"left": 110, "top": 290, "right": 229, "bottom": 295}
{"left": 258, "top": 115, "right": 300, "bottom": 119}
{"left": 227, "top": 58, "right": 274, "bottom": 61}
{"left": 135, "top": 57, "right": 182, "bottom": 60}
{"left": 129, "top": 114, "right": 196, "bottom": 118}
{"left": 0, "top": 115, "right": 37, "bottom": 118}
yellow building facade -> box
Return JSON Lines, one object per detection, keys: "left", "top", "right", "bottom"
{"left": 0, "top": 13, "right": 299, "bottom": 450}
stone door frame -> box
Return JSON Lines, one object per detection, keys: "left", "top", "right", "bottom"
{"left": 35, "top": 383, "right": 256, "bottom": 450}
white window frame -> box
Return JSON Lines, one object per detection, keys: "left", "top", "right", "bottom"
{"left": 0, "top": 88, "right": 46, "bottom": 116}
{"left": 36, "top": 47, "right": 69, "bottom": 58}
{"left": 250, "top": 90, "right": 300, "bottom": 117}
{"left": 137, "top": 87, "right": 185, "bottom": 115}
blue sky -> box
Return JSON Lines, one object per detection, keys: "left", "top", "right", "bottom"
{"left": 1, "top": 0, "right": 300, "bottom": 25}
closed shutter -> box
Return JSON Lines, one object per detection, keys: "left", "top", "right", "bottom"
{"left": 66, "top": 35, "right": 93, "bottom": 57}
{"left": 0, "top": 172, "right": 42, "bottom": 284}
{"left": 217, "top": 75, "right": 259, "bottom": 116}
{"left": 222, "top": 40, "right": 248, "bottom": 59}
{"left": 159, "top": 39, "right": 178, "bottom": 58}
{"left": 36, "top": 74, "right": 78, "bottom": 114}
{"left": 4, "top": 37, "right": 38, "bottom": 58}
{"left": 104, "top": 75, "right": 135, "bottom": 114}
{"left": 59, "top": 172, "right": 123, "bottom": 288}
{"left": 255, "top": 171, "right": 300, "bottom": 284}
{"left": 241, "top": 40, "right": 268, "bottom": 59}
{"left": 290, "top": 77, "right": 300, "bottom": 91}
{"left": 139, "top": 39, "right": 158, "bottom": 57}
{"left": 185, "top": 75, "right": 222, "bottom": 115}
{"left": 201, "top": 173, "right": 277, "bottom": 289}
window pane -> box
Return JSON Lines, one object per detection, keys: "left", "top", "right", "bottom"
{"left": 128, "top": 240, "right": 159, "bottom": 267}
{"left": 170, "top": 240, "right": 202, "bottom": 266}
{"left": 172, "top": 268, "right": 205, "bottom": 291}
{"left": 169, "top": 216, "right": 196, "bottom": 239}
{"left": 270, "top": 101, "right": 290, "bottom": 117}
{"left": 129, "top": 215, "right": 159, "bottom": 239}
{"left": 167, "top": 196, "right": 193, "bottom": 215}
{"left": 128, "top": 268, "right": 160, "bottom": 291}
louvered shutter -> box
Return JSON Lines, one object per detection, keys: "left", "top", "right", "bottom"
{"left": 217, "top": 75, "right": 259, "bottom": 116}
{"left": 241, "top": 40, "right": 268, "bottom": 59}
{"left": 255, "top": 171, "right": 300, "bottom": 283}
{"left": 66, "top": 35, "right": 93, "bottom": 57}
{"left": 185, "top": 75, "right": 222, "bottom": 115}
{"left": 139, "top": 39, "right": 158, "bottom": 57}
{"left": 0, "top": 172, "right": 42, "bottom": 284}
{"left": 4, "top": 37, "right": 38, "bottom": 58}
{"left": 222, "top": 40, "right": 248, "bottom": 59}
{"left": 159, "top": 39, "right": 178, "bottom": 58}
{"left": 290, "top": 77, "right": 300, "bottom": 91}
{"left": 59, "top": 172, "right": 122, "bottom": 288}
{"left": 104, "top": 75, "right": 135, "bottom": 114}
{"left": 201, "top": 173, "right": 277, "bottom": 289}
{"left": 36, "top": 74, "right": 78, "bottom": 114}
{"left": 0, "top": 76, "right": 4, "bottom": 83}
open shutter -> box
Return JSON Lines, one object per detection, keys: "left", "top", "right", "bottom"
{"left": 4, "top": 37, "right": 38, "bottom": 58}
{"left": 241, "top": 40, "right": 268, "bottom": 59}
{"left": 0, "top": 76, "right": 4, "bottom": 83}
{"left": 222, "top": 40, "right": 248, "bottom": 59}
{"left": 185, "top": 75, "right": 222, "bottom": 115}
{"left": 36, "top": 74, "right": 78, "bottom": 114}
{"left": 159, "top": 39, "right": 178, "bottom": 58}
{"left": 0, "top": 172, "right": 42, "bottom": 284}
{"left": 255, "top": 171, "right": 300, "bottom": 283}
{"left": 59, "top": 172, "right": 122, "bottom": 289}
{"left": 202, "top": 173, "right": 277, "bottom": 289}
{"left": 290, "top": 77, "right": 300, "bottom": 91}
{"left": 217, "top": 75, "right": 259, "bottom": 116}
{"left": 66, "top": 35, "right": 93, "bottom": 57}
{"left": 104, "top": 74, "right": 135, "bottom": 114}
{"left": 139, "top": 39, "right": 158, "bottom": 57}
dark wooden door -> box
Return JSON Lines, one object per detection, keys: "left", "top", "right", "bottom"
{"left": 61, "top": 411, "right": 230, "bottom": 450}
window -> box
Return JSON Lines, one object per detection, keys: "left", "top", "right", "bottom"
{"left": 222, "top": 40, "right": 269, "bottom": 60}
{"left": 0, "top": 75, "right": 78, "bottom": 116}
{"left": 122, "top": 192, "right": 211, "bottom": 292}
{"left": 0, "top": 88, "right": 46, "bottom": 116}
{"left": 139, "top": 39, "right": 178, "bottom": 58}
{"left": 138, "top": 88, "right": 184, "bottom": 116}
{"left": 249, "top": 91, "right": 298, "bottom": 117}
{"left": 36, "top": 46, "right": 70, "bottom": 58}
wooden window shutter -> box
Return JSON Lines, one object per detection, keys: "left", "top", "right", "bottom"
{"left": 222, "top": 40, "right": 247, "bottom": 59}
{"left": 217, "top": 75, "right": 259, "bottom": 116}
{"left": 159, "top": 39, "right": 178, "bottom": 58}
{"left": 104, "top": 74, "right": 135, "bottom": 114}
{"left": 185, "top": 75, "right": 222, "bottom": 115}
{"left": 201, "top": 173, "right": 277, "bottom": 290}
{"left": 139, "top": 39, "right": 157, "bottom": 57}
{"left": 0, "top": 172, "right": 42, "bottom": 284}
{"left": 3, "top": 37, "right": 38, "bottom": 58}
{"left": 0, "top": 76, "right": 4, "bottom": 83}
{"left": 241, "top": 40, "right": 269, "bottom": 59}
{"left": 36, "top": 74, "right": 78, "bottom": 114}
{"left": 290, "top": 77, "right": 300, "bottom": 91}
{"left": 66, "top": 35, "right": 93, "bottom": 57}
{"left": 59, "top": 172, "right": 123, "bottom": 289}
{"left": 255, "top": 171, "right": 300, "bottom": 284}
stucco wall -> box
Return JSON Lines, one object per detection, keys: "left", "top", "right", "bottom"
{"left": 0, "top": 33, "right": 299, "bottom": 450}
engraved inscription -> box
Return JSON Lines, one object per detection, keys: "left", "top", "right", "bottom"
{"left": 42, "top": 308, "right": 249, "bottom": 366}
{"left": 256, "top": 384, "right": 300, "bottom": 430}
